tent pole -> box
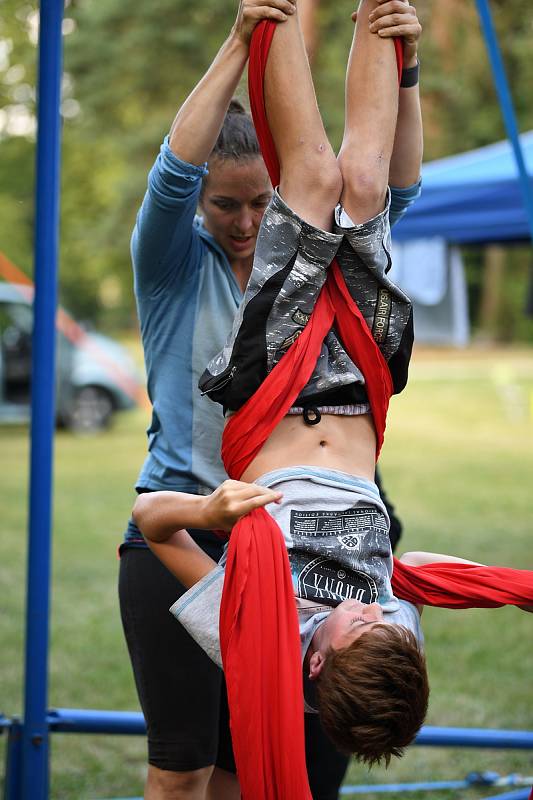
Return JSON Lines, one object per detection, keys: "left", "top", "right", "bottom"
{"left": 20, "top": 0, "right": 64, "bottom": 798}
{"left": 475, "top": 0, "right": 533, "bottom": 241}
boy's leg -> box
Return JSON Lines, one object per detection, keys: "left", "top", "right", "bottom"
{"left": 263, "top": 5, "right": 342, "bottom": 229}
{"left": 201, "top": 9, "right": 346, "bottom": 411}
{"left": 338, "top": 0, "right": 399, "bottom": 223}
{"left": 332, "top": 1, "right": 413, "bottom": 382}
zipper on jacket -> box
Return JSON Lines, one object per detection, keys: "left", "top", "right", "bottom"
{"left": 200, "top": 365, "right": 237, "bottom": 396}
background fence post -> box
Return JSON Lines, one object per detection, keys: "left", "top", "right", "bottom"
{"left": 475, "top": 0, "right": 533, "bottom": 240}
{"left": 20, "top": 0, "right": 64, "bottom": 797}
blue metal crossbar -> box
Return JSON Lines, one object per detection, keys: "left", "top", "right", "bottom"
{"left": 17, "top": 711, "right": 533, "bottom": 799}
{"left": 6, "top": 710, "right": 533, "bottom": 798}
{"left": 416, "top": 727, "right": 533, "bottom": 750}
{"left": 341, "top": 772, "right": 533, "bottom": 796}
{"left": 47, "top": 709, "right": 146, "bottom": 735}
{"left": 43, "top": 711, "right": 533, "bottom": 752}
{"left": 342, "top": 781, "right": 476, "bottom": 795}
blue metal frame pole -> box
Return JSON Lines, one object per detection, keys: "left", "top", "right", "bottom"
{"left": 20, "top": 1, "right": 64, "bottom": 798}
{"left": 475, "top": 0, "right": 533, "bottom": 240}
{"left": 4, "top": 719, "right": 23, "bottom": 800}
{"left": 415, "top": 726, "right": 533, "bottom": 749}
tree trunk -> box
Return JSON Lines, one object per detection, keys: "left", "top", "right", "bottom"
{"left": 479, "top": 244, "right": 505, "bottom": 337}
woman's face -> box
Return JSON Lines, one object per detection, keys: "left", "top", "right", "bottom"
{"left": 200, "top": 157, "right": 272, "bottom": 265}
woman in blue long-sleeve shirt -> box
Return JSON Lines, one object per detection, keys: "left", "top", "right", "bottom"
{"left": 118, "top": 0, "right": 424, "bottom": 797}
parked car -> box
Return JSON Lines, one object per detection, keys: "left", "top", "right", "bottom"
{"left": 0, "top": 283, "right": 145, "bottom": 432}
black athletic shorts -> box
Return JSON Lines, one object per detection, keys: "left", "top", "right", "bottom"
{"left": 118, "top": 538, "right": 350, "bottom": 796}
{"left": 119, "top": 537, "right": 236, "bottom": 773}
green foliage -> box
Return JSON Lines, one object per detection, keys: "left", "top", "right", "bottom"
{"left": 1, "top": 0, "right": 532, "bottom": 326}
{"left": 463, "top": 245, "right": 533, "bottom": 342}
{"left": 0, "top": 1, "right": 36, "bottom": 275}
{"left": 0, "top": 0, "right": 37, "bottom": 106}
{"left": 429, "top": 0, "right": 533, "bottom": 156}
{"left": 495, "top": 246, "right": 533, "bottom": 341}
{"left": 0, "top": 137, "right": 34, "bottom": 268}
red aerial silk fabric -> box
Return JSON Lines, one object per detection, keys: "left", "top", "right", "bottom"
{"left": 219, "top": 507, "right": 311, "bottom": 800}
{"left": 221, "top": 258, "right": 393, "bottom": 476}
{"left": 218, "top": 19, "right": 533, "bottom": 800}
{"left": 218, "top": 22, "right": 402, "bottom": 800}
{"left": 392, "top": 558, "right": 533, "bottom": 609}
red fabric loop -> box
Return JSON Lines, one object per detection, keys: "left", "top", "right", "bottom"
{"left": 392, "top": 558, "right": 533, "bottom": 609}
{"left": 220, "top": 509, "right": 311, "bottom": 799}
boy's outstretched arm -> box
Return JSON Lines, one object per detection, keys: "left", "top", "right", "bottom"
{"left": 399, "top": 552, "right": 533, "bottom": 613}
{"left": 399, "top": 551, "right": 483, "bottom": 616}
{"left": 399, "top": 551, "right": 483, "bottom": 567}
{"left": 132, "top": 481, "right": 282, "bottom": 589}
{"left": 145, "top": 530, "right": 219, "bottom": 589}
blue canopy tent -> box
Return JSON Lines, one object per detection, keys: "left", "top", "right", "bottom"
{"left": 389, "top": 131, "right": 533, "bottom": 345}
{"left": 394, "top": 131, "right": 533, "bottom": 244}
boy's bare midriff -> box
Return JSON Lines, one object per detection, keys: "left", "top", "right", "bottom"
{"left": 240, "top": 413, "right": 377, "bottom": 484}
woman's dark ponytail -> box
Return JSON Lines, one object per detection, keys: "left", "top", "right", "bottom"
{"left": 211, "top": 98, "right": 260, "bottom": 161}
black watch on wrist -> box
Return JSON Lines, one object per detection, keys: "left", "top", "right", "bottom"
{"left": 400, "top": 58, "right": 420, "bottom": 88}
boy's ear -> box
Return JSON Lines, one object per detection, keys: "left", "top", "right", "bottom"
{"left": 308, "top": 650, "right": 325, "bottom": 681}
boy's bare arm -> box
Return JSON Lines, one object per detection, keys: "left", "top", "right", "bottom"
{"left": 399, "top": 551, "right": 483, "bottom": 567}
{"left": 147, "top": 531, "right": 219, "bottom": 589}
{"left": 132, "top": 491, "right": 218, "bottom": 586}
{"left": 399, "top": 551, "right": 484, "bottom": 616}
{"left": 133, "top": 481, "right": 283, "bottom": 542}
{"left": 399, "top": 552, "right": 533, "bottom": 614}
{"left": 133, "top": 491, "right": 210, "bottom": 543}
{"left": 132, "top": 481, "right": 283, "bottom": 588}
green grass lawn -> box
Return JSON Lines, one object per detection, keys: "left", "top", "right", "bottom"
{"left": 1, "top": 346, "right": 533, "bottom": 799}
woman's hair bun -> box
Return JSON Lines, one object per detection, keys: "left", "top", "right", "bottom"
{"left": 209, "top": 97, "right": 260, "bottom": 161}
{"left": 227, "top": 98, "right": 247, "bottom": 115}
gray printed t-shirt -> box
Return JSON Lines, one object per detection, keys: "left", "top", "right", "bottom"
{"left": 171, "top": 567, "right": 422, "bottom": 672}
{"left": 171, "top": 467, "right": 423, "bottom": 690}
{"left": 253, "top": 467, "right": 397, "bottom": 609}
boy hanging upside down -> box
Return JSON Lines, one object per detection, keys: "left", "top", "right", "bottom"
{"left": 134, "top": 0, "right": 428, "bottom": 766}
{"left": 133, "top": 0, "right": 532, "bottom": 780}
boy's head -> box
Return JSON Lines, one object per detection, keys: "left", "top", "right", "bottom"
{"left": 310, "top": 602, "right": 429, "bottom": 766}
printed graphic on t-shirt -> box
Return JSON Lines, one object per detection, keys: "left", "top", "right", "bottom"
{"left": 296, "top": 557, "right": 378, "bottom": 604}
{"left": 289, "top": 507, "right": 390, "bottom": 606}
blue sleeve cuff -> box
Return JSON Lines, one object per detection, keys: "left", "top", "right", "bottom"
{"left": 160, "top": 135, "right": 209, "bottom": 181}
{"left": 146, "top": 136, "right": 209, "bottom": 211}
{"left": 389, "top": 178, "right": 422, "bottom": 227}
